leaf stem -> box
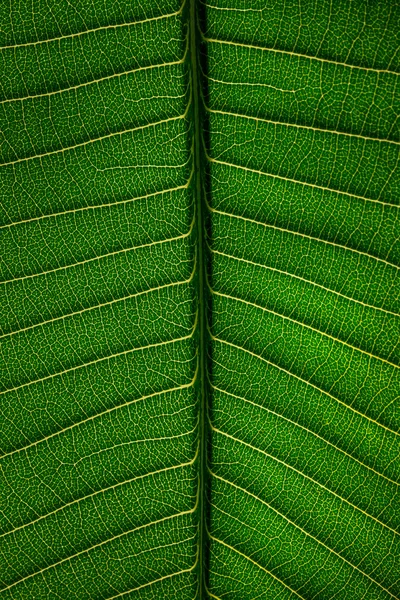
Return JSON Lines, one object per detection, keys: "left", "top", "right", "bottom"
{"left": 189, "top": 0, "right": 209, "bottom": 595}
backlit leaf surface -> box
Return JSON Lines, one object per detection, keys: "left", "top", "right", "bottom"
{"left": 1, "top": 0, "right": 399, "bottom": 598}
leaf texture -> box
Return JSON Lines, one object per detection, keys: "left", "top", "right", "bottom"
{"left": 1, "top": 0, "right": 399, "bottom": 598}
{"left": 204, "top": 1, "right": 400, "bottom": 599}
{"left": 0, "top": 1, "right": 200, "bottom": 598}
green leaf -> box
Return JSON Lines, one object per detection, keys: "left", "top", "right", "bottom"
{"left": 1, "top": 0, "right": 399, "bottom": 598}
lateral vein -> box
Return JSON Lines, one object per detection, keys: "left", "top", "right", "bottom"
{"left": 212, "top": 336, "right": 399, "bottom": 437}
{"left": 211, "top": 473, "right": 397, "bottom": 597}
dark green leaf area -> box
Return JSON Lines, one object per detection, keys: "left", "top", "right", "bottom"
{"left": 207, "top": 43, "right": 399, "bottom": 142}
{"left": 209, "top": 474, "right": 393, "bottom": 600}
{"left": 209, "top": 113, "right": 399, "bottom": 203}
{"left": 0, "top": 119, "right": 190, "bottom": 224}
{"left": 0, "top": 63, "right": 188, "bottom": 162}
{"left": 0, "top": 462, "right": 196, "bottom": 587}
{"left": 2, "top": 241, "right": 193, "bottom": 337}
{"left": 0, "top": 515, "right": 197, "bottom": 599}
{"left": 211, "top": 252, "right": 399, "bottom": 366}
{"left": 0, "top": 12, "right": 184, "bottom": 101}
{"left": 1, "top": 284, "right": 195, "bottom": 390}
{"left": 211, "top": 429, "right": 399, "bottom": 593}
{"left": 204, "top": 0, "right": 400, "bottom": 72}
{"left": 210, "top": 341, "right": 399, "bottom": 485}
{"left": 208, "top": 540, "right": 295, "bottom": 600}
{"left": 1, "top": 188, "right": 192, "bottom": 283}
{"left": 210, "top": 163, "right": 400, "bottom": 263}
{"left": 1, "top": 221, "right": 194, "bottom": 337}
{"left": 212, "top": 211, "right": 399, "bottom": 319}
{"left": 0, "top": 386, "right": 197, "bottom": 533}
{"left": 0, "top": 340, "right": 196, "bottom": 455}
{"left": 211, "top": 294, "right": 399, "bottom": 431}
{"left": 0, "top": 0, "right": 181, "bottom": 46}
{"left": 211, "top": 387, "right": 399, "bottom": 530}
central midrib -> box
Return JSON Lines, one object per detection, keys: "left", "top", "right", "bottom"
{"left": 189, "top": 0, "right": 209, "bottom": 595}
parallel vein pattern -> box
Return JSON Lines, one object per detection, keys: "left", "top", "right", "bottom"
{"left": 203, "top": 1, "right": 400, "bottom": 598}
{"left": 0, "top": 1, "right": 200, "bottom": 598}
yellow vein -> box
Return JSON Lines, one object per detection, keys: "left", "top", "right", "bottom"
{"left": 1, "top": 217, "right": 194, "bottom": 286}
{"left": 212, "top": 383, "right": 399, "bottom": 487}
{"left": 0, "top": 450, "right": 198, "bottom": 539}
{"left": 0, "top": 316, "right": 197, "bottom": 396}
{"left": 211, "top": 288, "right": 399, "bottom": 369}
{"left": 0, "top": 109, "right": 190, "bottom": 167}
{"left": 0, "top": 514, "right": 197, "bottom": 593}
{"left": 1, "top": 245, "right": 195, "bottom": 341}
{"left": 3, "top": 278, "right": 193, "bottom": 337}
{"left": 211, "top": 248, "right": 399, "bottom": 317}
{"left": 211, "top": 473, "right": 397, "bottom": 598}
{"left": 209, "top": 535, "right": 305, "bottom": 599}
{"left": 206, "top": 105, "right": 400, "bottom": 146}
{"left": 212, "top": 425, "right": 398, "bottom": 534}
{"left": 0, "top": 52, "right": 188, "bottom": 105}
{"left": 0, "top": 1, "right": 186, "bottom": 50}
{"left": 212, "top": 336, "right": 399, "bottom": 437}
{"left": 202, "top": 34, "right": 400, "bottom": 77}
{"left": 0, "top": 170, "right": 193, "bottom": 230}
{"left": 207, "top": 156, "right": 399, "bottom": 208}
{"left": 210, "top": 506, "right": 342, "bottom": 597}
{"left": 0, "top": 368, "right": 198, "bottom": 461}
{"left": 204, "top": 73, "right": 297, "bottom": 94}
{"left": 210, "top": 204, "right": 400, "bottom": 270}
{"left": 205, "top": 591, "right": 223, "bottom": 600}
{"left": 105, "top": 565, "right": 198, "bottom": 600}
{"left": 61, "top": 427, "right": 197, "bottom": 468}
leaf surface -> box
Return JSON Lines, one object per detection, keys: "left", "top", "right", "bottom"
{"left": 0, "top": 0, "right": 399, "bottom": 598}
{"left": 204, "top": 1, "right": 400, "bottom": 598}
